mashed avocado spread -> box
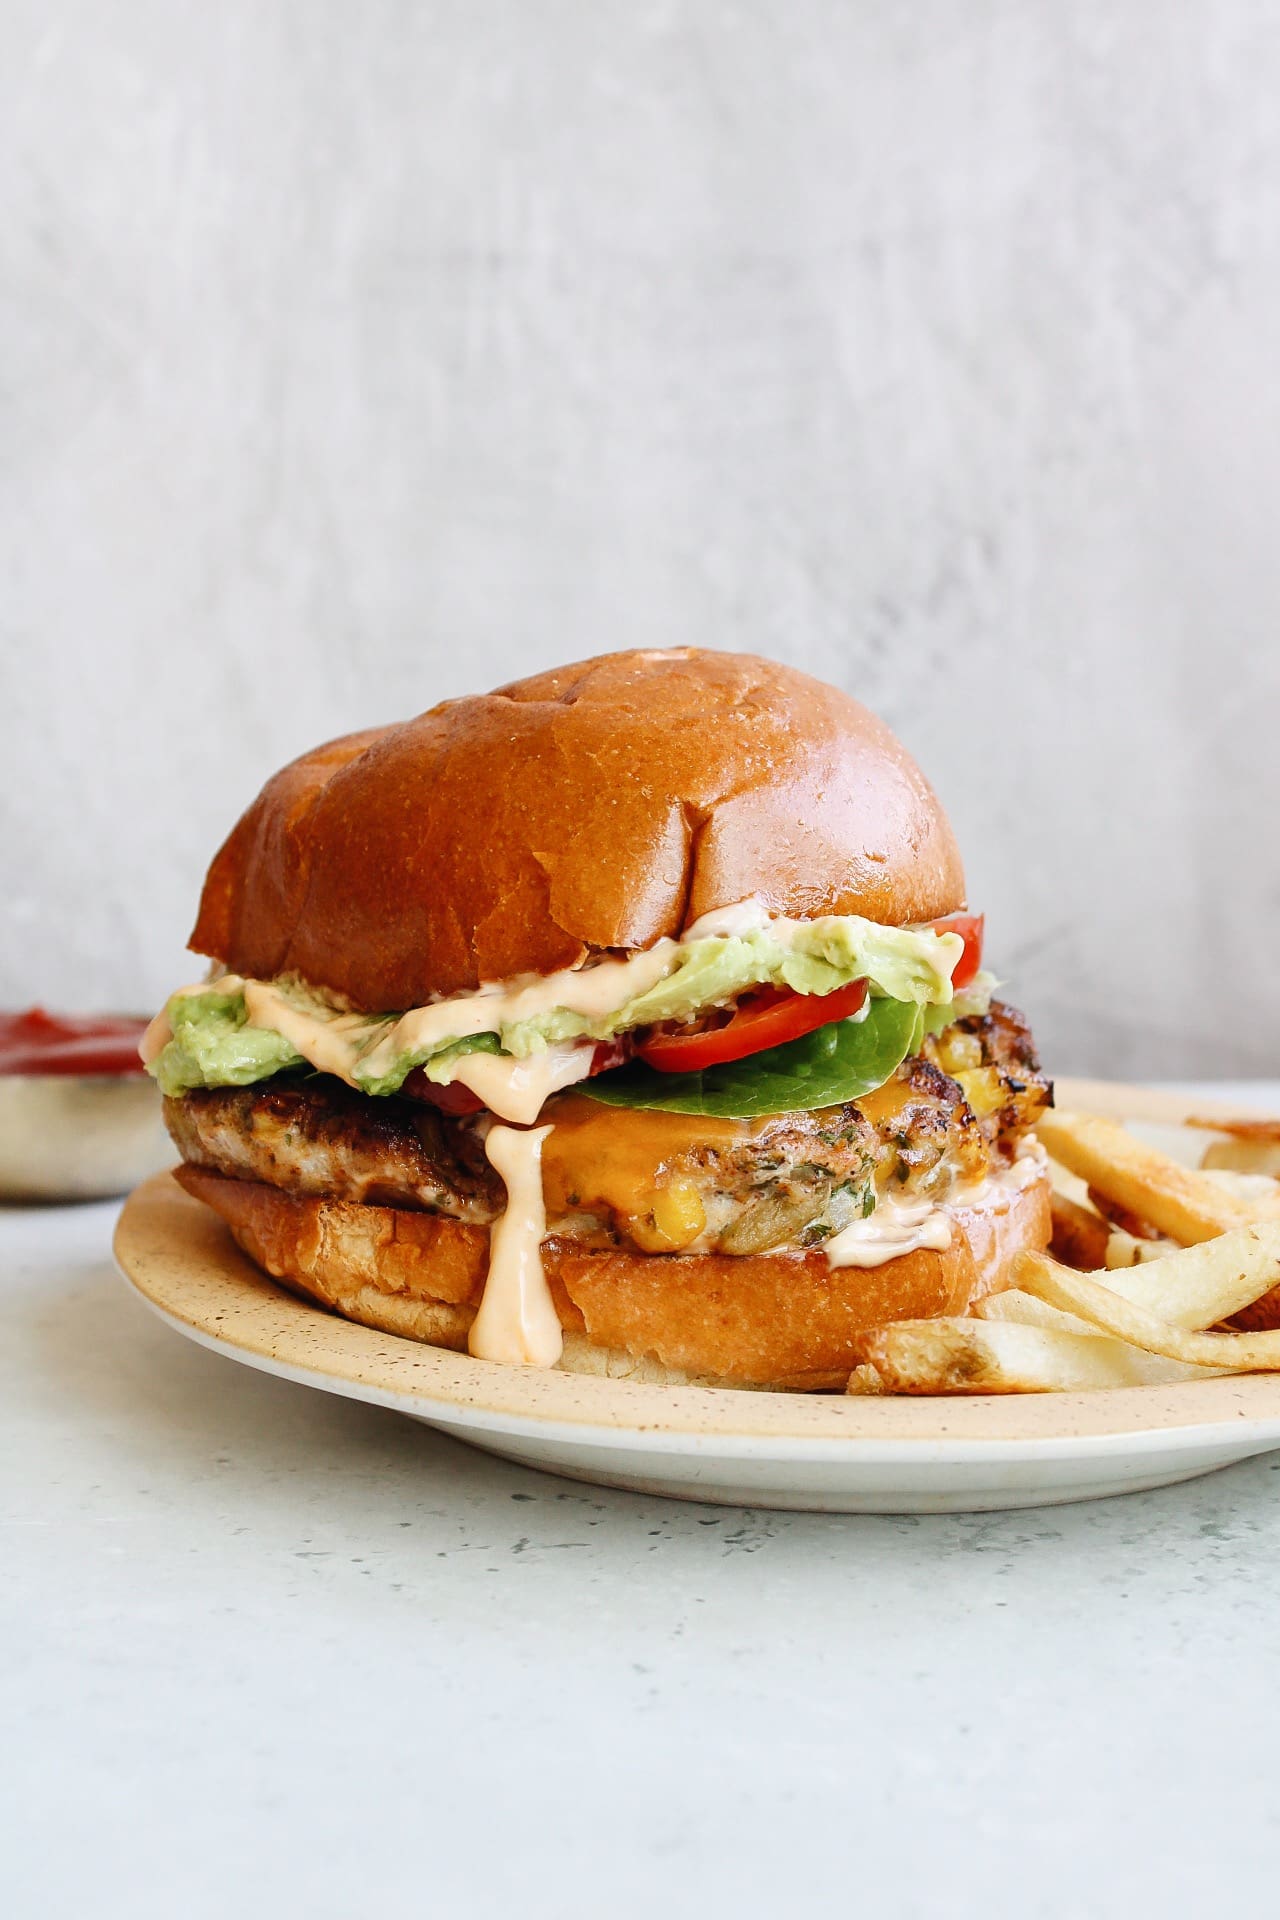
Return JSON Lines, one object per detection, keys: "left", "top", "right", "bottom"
{"left": 149, "top": 915, "right": 980, "bottom": 1100}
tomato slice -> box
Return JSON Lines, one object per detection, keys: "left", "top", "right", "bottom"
{"left": 395, "top": 910, "right": 982, "bottom": 1108}
{"left": 401, "top": 1039, "right": 632, "bottom": 1115}
{"left": 400, "top": 1069, "right": 487, "bottom": 1115}
{"left": 636, "top": 976, "right": 869, "bottom": 1074}
{"left": 922, "top": 913, "right": 985, "bottom": 991}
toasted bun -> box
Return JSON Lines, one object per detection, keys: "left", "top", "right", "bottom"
{"left": 189, "top": 649, "right": 965, "bottom": 1009}
{"left": 174, "top": 1165, "right": 1050, "bottom": 1391}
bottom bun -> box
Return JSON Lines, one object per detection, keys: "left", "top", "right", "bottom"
{"left": 176, "top": 1162, "right": 1052, "bottom": 1391}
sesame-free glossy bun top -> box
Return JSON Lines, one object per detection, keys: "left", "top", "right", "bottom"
{"left": 189, "top": 648, "right": 966, "bottom": 1009}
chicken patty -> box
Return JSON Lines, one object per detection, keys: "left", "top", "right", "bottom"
{"left": 166, "top": 1078, "right": 501, "bottom": 1222}
{"left": 164, "top": 999, "right": 1051, "bottom": 1256}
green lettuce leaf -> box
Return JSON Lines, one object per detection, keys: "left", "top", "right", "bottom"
{"left": 147, "top": 919, "right": 974, "bottom": 1098}
{"left": 596, "top": 918, "right": 958, "bottom": 1034}
{"left": 580, "top": 996, "right": 924, "bottom": 1119}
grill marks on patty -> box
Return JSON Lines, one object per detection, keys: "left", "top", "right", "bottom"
{"left": 164, "top": 999, "right": 1051, "bottom": 1257}
{"left": 165, "top": 1079, "right": 500, "bottom": 1222}
{"left": 856, "top": 1057, "right": 991, "bottom": 1201}
{"left": 931, "top": 1001, "right": 1052, "bottom": 1152}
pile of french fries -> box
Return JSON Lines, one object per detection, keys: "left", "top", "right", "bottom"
{"left": 849, "top": 1109, "right": 1280, "bottom": 1395}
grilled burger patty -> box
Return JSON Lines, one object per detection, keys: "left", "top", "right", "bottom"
{"left": 164, "top": 1000, "right": 1049, "bottom": 1258}
{"left": 165, "top": 1076, "right": 502, "bottom": 1222}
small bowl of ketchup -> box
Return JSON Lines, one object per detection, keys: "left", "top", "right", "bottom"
{"left": 0, "top": 1009, "right": 173, "bottom": 1202}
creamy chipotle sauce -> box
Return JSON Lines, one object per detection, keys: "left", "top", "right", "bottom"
{"left": 467, "top": 1125, "right": 562, "bottom": 1366}
{"left": 825, "top": 1142, "right": 1047, "bottom": 1271}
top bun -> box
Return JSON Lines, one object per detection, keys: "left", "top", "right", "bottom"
{"left": 189, "top": 649, "right": 965, "bottom": 1010}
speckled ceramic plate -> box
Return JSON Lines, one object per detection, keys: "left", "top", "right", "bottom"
{"left": 113, "top": 1080, "right": 1280, "bottom": 1513}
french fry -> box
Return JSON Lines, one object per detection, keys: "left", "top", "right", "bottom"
{"left": 1186, "top": 1114, "right": 1280, "bottom": 1143}
{"left": 1181, "top": 1109, "right": 1280, "bottom": 1179}
{"left": 1103, "top": 1229, "right": 1180, "bottom": 1270}
{"left": 1228, "top": 1289, "right": 1280, "bottom": 1333}
{"left": 854, "top": 1120, "right": 1280, "bottom": 1397}
{"left": 846, "top": 1363, "right": 885, "bottom": 1395}
{"left": 1048, "top": 1159, "right": 1093, "bottom": 1210}
{"left": 1013, "top": 1225, "right": 1280, "bottom": 1367}
{"left": 858, "top": 1318, "right": 1210, "bottom": 1394}
{"left": 1202, "top": 1138, "right": 1280, "bottom": 1179}
{"left": 1049, "top": 1190, "right": 1111, "bottom": 1270}
{"left": 974, "top": 1289, "right": 1230, "bottom": 1379}
{"left": 1019, "top": 1223, "right": 1280, "bottom": 1329}
{"left": 1086, "top": 1184, "right": 1161, "bottom": 1241}
{"left": 979, "top": 1287, "right": 1112, "bottom": 1337}
{"left": 1203, "top": 1168, "right": 1280, "bottom": 1196}
{"left": 1035, "top": 1111, "right": 1267, "bottom": 1245}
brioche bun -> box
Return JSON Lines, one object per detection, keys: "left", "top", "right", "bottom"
{"left": 189, "top": 648, "right": 965, "bottom": 1010}
{"left": 175, "top": 1163, "right": 1051, "bottom": 1391}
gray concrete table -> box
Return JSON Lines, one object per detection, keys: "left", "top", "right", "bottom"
{"left": 6, "top": 1084, "right": 1280, "bottom": 1920}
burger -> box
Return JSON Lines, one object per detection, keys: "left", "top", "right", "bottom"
{"left": 143, "top": 648, "right": 1052, "bottom": 1391}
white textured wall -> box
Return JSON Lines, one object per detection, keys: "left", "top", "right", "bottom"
{"left": 4, "top": 1, "right": 1279, "bottom": 1078}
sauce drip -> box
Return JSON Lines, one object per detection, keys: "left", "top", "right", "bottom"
{"left": 824, "top": 1142, "right": 1047, "bottom": 1270}
{"left": 0, "top": 1008, "right": 151, "bottom": 1076}
{"left": 447, "top": 1044, "right": 594, "bottom": 1126}
{"left": 824, "top": 1194, "right": 954, "bottom": 1269}
{"left": 468, "top": 1125, "right": 563, "bottom": 1366}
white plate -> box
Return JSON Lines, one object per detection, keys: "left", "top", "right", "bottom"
{"left": 112, "top": 1079, "right": 1280, "bottom": 1514}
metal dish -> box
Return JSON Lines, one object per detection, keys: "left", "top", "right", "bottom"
{"left": 0, "top": 1073, "right": 173, "bottom": 1202}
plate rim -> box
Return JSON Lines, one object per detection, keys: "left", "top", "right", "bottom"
{"left": 116, "top": 1275, "right": 1280, "bottom": 1467}
{"left": 111, "top": 1076, "right": 1280, "bottom": 1464}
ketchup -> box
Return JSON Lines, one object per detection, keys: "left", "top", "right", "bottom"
{"left": 0, "top": 1007, "right": 151, "bottom": 1076}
